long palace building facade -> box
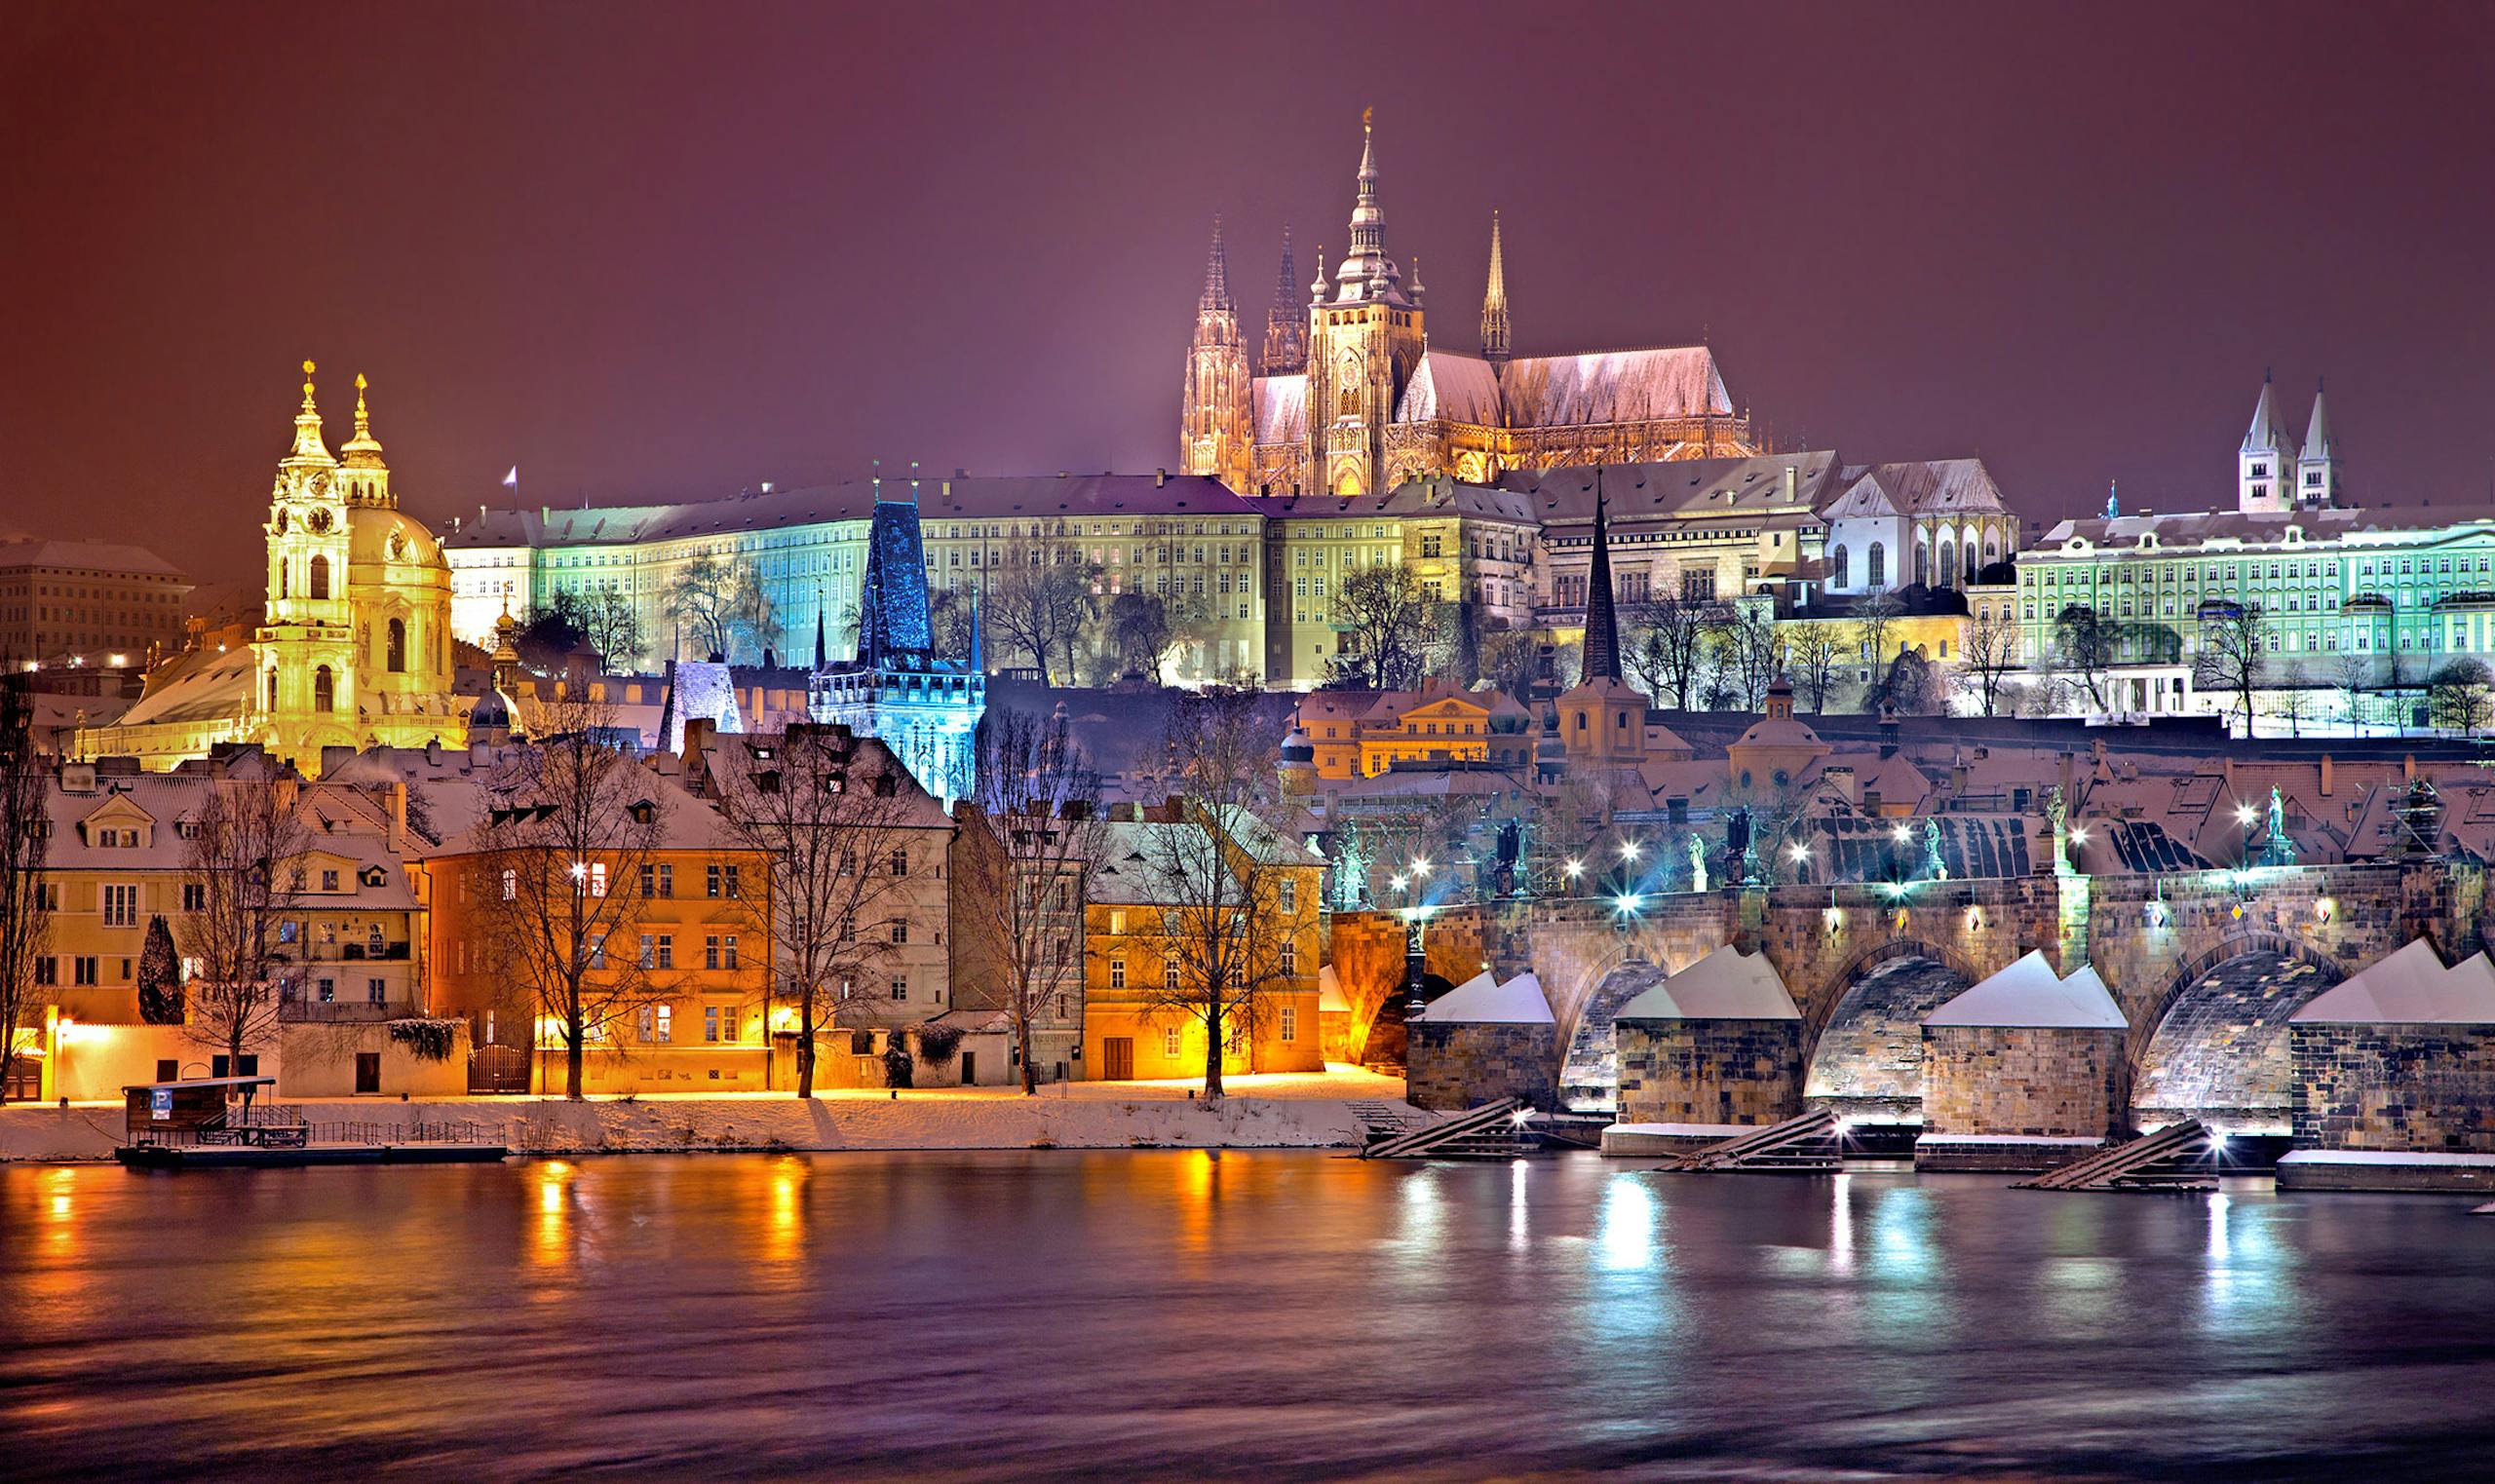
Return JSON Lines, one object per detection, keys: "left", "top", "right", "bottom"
{"left": 1183, "top": 112, "right": 1758, "bottom": 498}
{"left": 2015, "top": 375, "right": 2495, "bottom": 718}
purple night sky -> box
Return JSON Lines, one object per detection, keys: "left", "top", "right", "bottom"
{"left": 5, "top": 0, "right": 2493, "bottom": 580}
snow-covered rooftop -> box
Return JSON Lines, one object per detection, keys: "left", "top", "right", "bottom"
{"left": 1925, "top": 951, "right": 2128, "bottom": 1029}
{"left": 1417, "top": 970, "right": 1553, "bottom": 1024}
{"left": 2290, "top": 939, "right": 2495, "bottom": 1024}
{"left": 1615, "top": 945, "right": 1798, "bottom": 1021}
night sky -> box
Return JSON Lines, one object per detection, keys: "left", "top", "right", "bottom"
{"left": 6, "top": 1, "right": 2493, "bottom": 583}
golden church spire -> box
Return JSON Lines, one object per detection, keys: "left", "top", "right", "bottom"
{"left": 288, "top": 360, "right": 336, "bottom": 465}
{"left": 340, "top": 371, "right": 387, "bottom": 469}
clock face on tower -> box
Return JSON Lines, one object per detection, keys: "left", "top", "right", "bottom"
{"left": 308, "top": 508, "right": 333, "bottom": 534}
{"left": 273, "top": 509, "right": 288, "bottom": 535}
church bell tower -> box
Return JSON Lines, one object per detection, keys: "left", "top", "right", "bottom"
{"left": 1302, "top": 109, "right": 1426, "bottom": 498}
{"left": 255, "top": 361, "right": 362, "bottom": 766}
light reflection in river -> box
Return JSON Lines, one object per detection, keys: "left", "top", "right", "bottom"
{"left": 4, "top": 1152, "right": 2494, "bottom": 1483}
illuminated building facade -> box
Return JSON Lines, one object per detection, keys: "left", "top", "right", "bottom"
{"left": 78, "top": 366, "right": 466, "bottom": 774}
{"left": 1182, "top": 112, "right": 1759, "bottom": 500}
{"left": 2018, "top": 377, "right": 2495, "bottom": 718}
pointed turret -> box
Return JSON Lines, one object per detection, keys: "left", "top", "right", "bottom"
{"left": 812, "top": 588, "right": 828, "bottom": 670}
{"left": 2238, "top": 369, "right": 2291, "bottom": 514}
{"left": 1199, "top": 215, "right": 1235, "bottom": 313}
{"left": 286, "top": 360, "right": 336, "bottom": 469}
{"left": 339, "top": 374, "right": 384, "bottom": 465}
{"left": 2242, "top": 370, "right": 2287, "bottom": 454}
{"left": 1261, "top": 225, "right": 1306, "bottom": 373}
{"left": 2297, "top": 376, "right": 2341, "bottom": 507}
{"left": 1582, "top": 476, "right": 1623, "bottom": 684}
{"left": 1481, "top": 210, "right": 1512, "bottom": 367}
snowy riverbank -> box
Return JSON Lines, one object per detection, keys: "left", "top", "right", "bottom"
{"left": 0, "top": 1070, "right": 1415, "bottom": 1161}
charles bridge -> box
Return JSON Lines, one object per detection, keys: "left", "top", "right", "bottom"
{"left": 1363, "top": 842, "right": 2487, "bottom": 1130}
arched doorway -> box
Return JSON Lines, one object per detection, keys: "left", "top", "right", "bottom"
{"left": 2131, "top": 941, "right": 2340, "bottom": 1131}
{"left": 1805, "top": 947, "right": 1975, "bottom": 1121}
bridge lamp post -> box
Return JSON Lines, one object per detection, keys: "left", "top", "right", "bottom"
{"left": 1400, "top": 903, "right": 1436, "bottom": 1020}
{"left": 1562, "top": 857, "right": 1584, "bottom": 891}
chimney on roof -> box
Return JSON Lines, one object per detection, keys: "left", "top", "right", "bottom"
{"left": 388, "top": 780, "right": 407, "bottom": 853}
{"left": 1785, "top": 465, "right": 1798, "bottom": 501}
{"left": 1156, "top": 469, "right": 1167, "bottom": 487}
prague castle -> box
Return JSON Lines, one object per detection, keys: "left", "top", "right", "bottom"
{"left": 1182, "top": 111, "right": 1758, "bottom": 499}
{"left": 77, "top": 365, "right": 468, "bottom": 773}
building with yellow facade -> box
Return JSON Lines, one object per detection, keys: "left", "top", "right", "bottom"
{"left": 1079, "top": 810, "right": 1324, "bottom": 1082}
{"left": 78, "top": 364, "right": 468, "bottom": 776}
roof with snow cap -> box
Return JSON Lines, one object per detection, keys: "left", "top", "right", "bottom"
{"left": 2290, "top": 939, "right": 2495, "bottom": 1024}
{"left": 1417, "top": 970, "right": 1555, "bottom": 1024}
{"left": 1924, "top": 950, "right": 2128, "bottom": 1029}
{"left": 1615, "top": 945, "right": 1799, "bottom": 1021}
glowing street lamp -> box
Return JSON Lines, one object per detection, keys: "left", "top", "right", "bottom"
{"left": 1411, "top": 856, "right": 1432, "bottom": 879}
{"left": 1787, "top": 842, "right": 1810, "bottom": 862}
{"left": 1619, "top": 840, "right": 1641, "bottom": 861}
{"left": 1562, "top": 858, "right": 1584, "bottom": 880}
{"left": 1614, "top": 892, "right": 1642, "bottom": 916}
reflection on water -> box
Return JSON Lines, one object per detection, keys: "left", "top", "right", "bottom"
{"left": 5, "top": 1154, "right": 2495, "bottom": 1482}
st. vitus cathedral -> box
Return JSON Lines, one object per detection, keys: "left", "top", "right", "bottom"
{"left": 1182, "top": 110, "right": 1761, "bottom": 499}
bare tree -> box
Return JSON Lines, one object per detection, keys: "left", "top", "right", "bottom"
{"left": 987, "top": 540, "right": 1099, "bottom": 686}
{"left": 1327, "top": 562, "right": 1443, "bottom": 690}
{"left": 2192, "top": 601, "right": 2268, "bottom": 738}
{"left": 709, "top": 723, "right": 935, "bottom": 1097}
{"left": 1710, "top": 607, "right": 1779, "bottom": 710}
{"left": 2050, "top": 604, "right": 2118, "bottom": 714}
{"left": 178, "top": 769, "right": 310, "bottom": 1077}
{"left": 470, "top": 724, "right": 670, "bottom": 1099}
{"left": 0, "top": 684, "right": 53, "bottom": 1103}
{"left": 1854, "top": 590, "right": 1906, "bottom": 707}
{"left": 1624, "top": 593, "right": 1711, "bottom": 709}
{"left": 664, "top": 553, "right": 778, "bottom": 663}
{"left": 1106, "top": 591, "right": 1213, "bottom": 683}
{"left": 2333, "top": 651, "right": 2376, "bottom": 733}
{"left": 1957, "top": 606, "right": 2023, "bottom": 717}
{"left": 957, "top": 710, "right": 1106, "bottom": 1093}
{"left": 1132, "top": 691, "right": 1310, "bottom": 1097}
{"left": 579, "top": 588, "right": 646, "bottom": 670}
{"left": 2430, "top": 659, "right": 2495, "bottom": 736}
{"left": 1785, "top": 623, "right": 1846, "bottom": 712}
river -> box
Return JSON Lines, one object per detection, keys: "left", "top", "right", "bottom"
{"left": 5, "top": 1152, "right": 2493, "bottom": 1481}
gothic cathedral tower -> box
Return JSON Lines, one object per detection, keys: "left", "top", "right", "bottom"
{"left": 1179, "top": 218, "right": 1252, "bottom": 488}
{"left": 1302, "top": 110, "right": 1426, "bottom": 497}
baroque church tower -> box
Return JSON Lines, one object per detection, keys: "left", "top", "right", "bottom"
{"left": 1302, "top": 109, "right": 1428, "bottom": 497}
{"left": 254, "top": 362, "right": 463, "bottom": 774}
{"left": 1179, "top": 218, "right": 1253, "bottom": 488}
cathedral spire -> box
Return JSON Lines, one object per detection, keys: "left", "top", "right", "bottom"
{"left": 1481, "top": 210, "right": 1512, "bottom": 366}
{"left": 1332, "top": 108, "right": 1408, "bottom": 305}
{"left": 1582, "top": 474, "right": 1623, "bottom": 684}
{"left": 1198, "top": 216, "right": 1234, "bottom": 313}
{"left": 1262, "top": 224, "right": 1306, "bottom": 373}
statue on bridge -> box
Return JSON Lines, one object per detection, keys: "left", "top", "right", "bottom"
{"left": 2260, "top": 785, "right": 2298, "bottom": 868}
{"left": 1922, "top": 818, "right": 1950, "bottom": 882}
{"left": 1688, "top": 831, "right": 1708, "bottom": 894}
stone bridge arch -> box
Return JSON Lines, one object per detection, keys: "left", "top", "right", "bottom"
{"left": 1523, "top": 894, "right": 1739, "bottom": 1113}
{"left": 1799, "top": 936, "right": 1985, "bottom": 1116}
{"left": 2127, "top": 932, "right": 2346, "bottom": 1130}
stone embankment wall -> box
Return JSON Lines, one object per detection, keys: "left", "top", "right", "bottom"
{"left": 1405, "top": 1024, "right": 1556, "bottom": 1111}
{"left": 1615, "top": 1019, "right": 1801, "bottom": 1125}
{"left": 1921, "top": 1025, "right": 2122, "bottom": 1139}
{"left": 2292, "top": 1025, "right": 2495, "bottom": 1153}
